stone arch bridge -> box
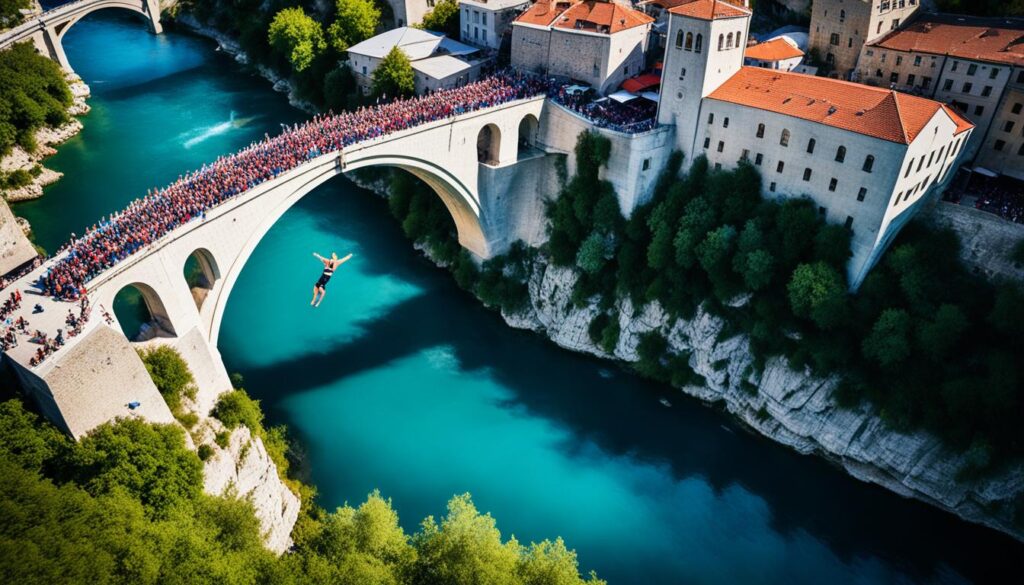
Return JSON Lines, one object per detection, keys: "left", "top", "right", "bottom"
{"left": 0, "top": 94, "right": 550, "bottom": 435}
{"left": 0, "top": 0, "right": 162, "bottom": 71}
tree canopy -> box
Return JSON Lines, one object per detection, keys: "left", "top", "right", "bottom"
{"left": 420, "top": 0, "right": 460, "bottom": 38}
{"left": 0, "top": 42, "right": 72, "bottom": 155}
{"left": 372, "top": 46, "right": 415, "bottom": 97}
{"left": 268, "top": 7, "right": 325, "bottom": 72}
{"left": 329, "top": 0, "right": 381, "bottom": 53}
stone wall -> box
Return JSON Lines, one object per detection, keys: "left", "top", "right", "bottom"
{"left": 0, "top": 198, "right": 36, "bottom": 276}
{"left": 923, "top": 200, "right": 1024, "bottom": 283}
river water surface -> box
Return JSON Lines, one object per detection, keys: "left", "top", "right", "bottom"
{"left": 16, "top": 9, "right": 1023, "bottom": 584}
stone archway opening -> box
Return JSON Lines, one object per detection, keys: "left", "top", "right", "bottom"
{"left": 183, "top": 248, "right": 219, "bottom": 311}
{"left": 517, "top": 114, "right": 539, "bottom": 160}
{"left": 477, "top": 123, "right": 501, "bottom": 165}
{"left": 112, "top": 282, "right": 176, "bottom": 341}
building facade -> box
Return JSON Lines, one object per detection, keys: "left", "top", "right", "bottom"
{"left": 510, "top": 0, "right": 654, "bottom": 94}
{"left": 460, "top": 0, "right": 529, "bottom": 50}
{"left": 808, "top": 0, "right": 922, "bottom": 78}
{"left": 386, "top": 0, "right": 435, "bottom": 27}
{"left": 348, "top": 27, "right": 482, "bottom": 95}
{"left": 658, "top": 0, "right": 974, "bottom": 288}
{"left": 855, "top": 13, "right": 1024, "bottom": 175}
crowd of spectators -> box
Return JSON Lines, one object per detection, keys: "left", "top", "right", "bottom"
{"left": 944, "top": 177, "right": 1024, "bottom": 224}
{"left": 551, "top": 86, "right": 657, "bottom": 134}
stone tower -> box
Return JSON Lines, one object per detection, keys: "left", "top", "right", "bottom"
{"left": 808, "top": 0, "right": 922, "bottom": 79}
{"left": 656, "top": 0, "right": 751, "bottom": 169}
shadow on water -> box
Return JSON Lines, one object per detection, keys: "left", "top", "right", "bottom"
{"left": 240, "top": 182, "right": 1022, "bottom": 584}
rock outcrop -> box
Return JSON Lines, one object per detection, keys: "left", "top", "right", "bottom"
{"left": 196, "top": 417, "right": 301, "bottom": 554}
{"left": 0, "top": 198, "right": 36, "bottom": 275}
{"left": 505, "top": 260, "right": 1024, "bottom": 542}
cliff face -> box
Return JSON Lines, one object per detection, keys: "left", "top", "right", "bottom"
{"left": 196, "top": 418, "right": 301, "bottom": 554}
{"left": 505, "top": 260, "right": 1024, "bottom": 542}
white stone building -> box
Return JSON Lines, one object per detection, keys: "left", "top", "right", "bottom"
{"left": 855, "top": 13, "right": 1024, "bottom": 178}
{"left": 347, "top": 27, "right": 482, "bottom": 95}
{"left": 808, "top": 0, "right": 923, "bottom": 78}
{"left": 459, "top": 0, "right": 529, "bottom": 50}
{"left": 657, "top": 0, "right": 974, "bottom": 289}
{"left": 744, "top": 36, "right": 804, "bottom": 71}
{"left": 510, "top": 0, "right": 654, "bottom": 94}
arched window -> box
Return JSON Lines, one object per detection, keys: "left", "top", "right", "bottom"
{"left": 685, "top": 32, "right": 694, "bottom": 51}
{"left": 708, "top": 113, "right": 715, "bottom": 124}
{"left": 675, "top": 29, "right": 684, "bottom": 48}
{"left": 807, "top": 138, "right": 816, "bottom": 153}
{"left": 695, "top": 34, "right": 703, "bottom": 53}
{"left": 736, "top": 32, "right": 742, "bottom": 48}
{"left": 718, "top": 34, "right": 724, "bottom": 51}
{"left": 727, "top": 33, "right": 734, "bottom": 49}
{"left": 679, "top": 67, "right": 686, "bottom": 80}
{"left": 840, "top": 9, "right": 846, "bottom": 21}
{"left": 756, "top": 123, "right": 765, "bottom": 138}
{"left": 780, "top": 129, "right": 790, "bottom": 147}
{"left": 863, "top": 155, "right": 875, "bottom": 173}
{"left": 835, "top": 146, "right": 846, "bottom": 163}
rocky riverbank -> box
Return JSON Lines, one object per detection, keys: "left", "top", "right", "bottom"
{"left": 0, "top": 75, "right": 90, "bottom": 204}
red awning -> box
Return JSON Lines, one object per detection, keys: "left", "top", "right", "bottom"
{"left": 622, "top": 73, "right": 661, "bottom": 93}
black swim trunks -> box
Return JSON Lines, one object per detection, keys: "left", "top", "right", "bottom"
{"left": 315, "top": 273, "right": 332, "bottom": 289}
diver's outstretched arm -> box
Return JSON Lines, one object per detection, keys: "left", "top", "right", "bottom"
{"left": 313, "top": 252, "right": 328, "bottom": 264}
{"left": 337, "top": 253, "right": 354, "bottom": 265}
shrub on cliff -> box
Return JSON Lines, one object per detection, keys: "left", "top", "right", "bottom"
{"left": 213, "top": 389, "right": 264, "bottom": 433}
{"left": 138, "top": 345, "right": 196, "bottom": 412}
{"left": 0, "top": 42, "right": 72, "bottom": 155}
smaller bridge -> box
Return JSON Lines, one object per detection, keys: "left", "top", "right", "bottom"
{"left": 0, "top": 0, "right": 162, "bottom": 71}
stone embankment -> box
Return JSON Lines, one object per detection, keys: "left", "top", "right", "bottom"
{"left": 501, "top": 260, "right": 1024, "bottom": 542}
{"left": 0, "top": 75, "right": 90, "bottom": 204}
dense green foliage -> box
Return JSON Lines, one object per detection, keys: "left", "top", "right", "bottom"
{"left": 268, "top": 6, "right": 325, "bottom": 72}
{"left": 328, "top": 0, "right": 380, "bottom": 53}
{"left": 372, "top": 46, "right": 416, "bottom": 97}
{"left": 0, "top": 42, "right": 72, "bottom": 155}
{"left": 420, "top": 0, "right": 460, "bottom": 38}
{"left": 0, "top": 0, "right": 30, "bottom": 30}
{"left": 138, "top": 346, "right": 196, "bottom": 412}
{"left": 0, "top": 398, "right": 603, "bottom": 584}
{"left": 541, "top": 132, "right": 1024, "bottom": 473}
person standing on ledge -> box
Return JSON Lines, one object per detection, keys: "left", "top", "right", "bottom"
{"left": 311, "top": 252, "right": 353, "bottom": 307}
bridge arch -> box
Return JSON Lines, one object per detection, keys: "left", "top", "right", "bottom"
{"left": 517, "top": 114, "right": 539, "bottom": 158}
{"left": 204, "top": 152, "right": 489, "bottom": 346}
{"left": 183, "top": 248, "right": 219, "bottom": 311}
{"left": 477, "top": 123, "right": 501, "bottom": 165}
{"left": 54, "top": 0, "right": 162, "bottom": 42}
{"left": 112, "top": 281, "right": 176, "bottom": 341}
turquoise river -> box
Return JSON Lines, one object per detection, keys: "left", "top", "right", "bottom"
{"left": 14, "top": 9, "right": 1023, "bottom": 584}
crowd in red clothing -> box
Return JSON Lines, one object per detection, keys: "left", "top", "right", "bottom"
{"left": 39, "top": 72, "right": 550, "bottom": 301}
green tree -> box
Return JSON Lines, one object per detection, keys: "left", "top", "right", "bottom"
{"left": 519, "top": 537, "right": 607, "bottom": 585}
{"left": 787, "top": 262, "right": 847, "bottom": 329}
{"left": 0, "top": 0, "right": 29, "bottom": 29}
{"left": 138, "top": 346, "right": 195, "bottom": 411}
{"left": 576, "top": 231, "right": 609, "bottom": 274}
{"left": 372, "top": 46, "right": 415, "bottom": 97}
{"left": 268, "top": 7, "right": 325, "bottom": 72}
{"left": 420, "top": 0, "right": 460, "bottom": 38}
{"left": 412, "top": 493, "right": 522, "bottom": 584}
{"left": 738, "top": 249, "right": 774, "bottom": 291}
{"left": 0, "top": 399, "right": 65, "bottom": 472}
{"left": 862, "top": 309, "right": 912, "bottom": 367}
{"left": 915, "top": 304, "right": 968, "bottom": 361}
{"left": 212, "top": 389, "right": 264, "bottom": 432}
{"left": 329, "top": 0, "right": 381, "bottom": 53}
{"left": 0, "top": 43, "right": 72, "bottom": 155}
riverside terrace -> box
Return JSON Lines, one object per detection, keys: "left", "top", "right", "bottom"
{"left": 0, "top": 71, "right": 661, "bottom": 377}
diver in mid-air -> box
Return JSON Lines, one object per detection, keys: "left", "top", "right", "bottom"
{"left": 311, "top": 252, "right": 353, "bottom": 307}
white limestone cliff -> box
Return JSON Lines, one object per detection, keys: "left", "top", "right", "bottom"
{"left": 504, "top": 259, "right": 1024, "bottom": 542}
{"left": 195, "top": 416, "right": 301, "bottom": 554}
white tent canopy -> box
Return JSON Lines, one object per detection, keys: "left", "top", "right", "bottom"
{"left": 640, "top": 91, "right": 660, "bottom": 103}
{"left": 608, "top": 90, "right": 639, "bottom": 103}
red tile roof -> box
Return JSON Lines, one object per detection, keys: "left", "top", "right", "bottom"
{"left": 667, "top": 0, "right": 750, "bottom": 21}
{"left": 707, "top": 67, "right": 974, "bottom": 144}
{"left": 515, "top": 0, "right": 653, "bottom": 34}
{"left": 744, "top": 37, "right": 804, "bottom": 61}
{"left": 871, "top": 14, "right": 1024, "bottom": 67}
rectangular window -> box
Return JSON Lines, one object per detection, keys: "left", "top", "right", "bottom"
{"left": 1013, "top": 103, "right": 1023, "bottom": 115}
{"left": 943, "top": 79, "right": 953, "bottom": 91}
{"left": 769, "top": 182, "right": 776, "bottom": 192}
{"left": 896, "top": 56, "right": 903, "bottom": 66}
{"left": 830, "top": 33, "right": 839, "bottom": 46}
{"left": 1005, "top": 121, "right": 1016, "bottom": 133}
{"left": 975, "top": 105, "right": 985, "bottom": 116}
{"left": 982, "top": 85, "right": 993, "bottom": 97}
{"left": 703, "top": 137, "right": 710, "bottom": 149}
{"left": 1019, "top": 71, "right": 1024, "bottom": 83}
{"left": 857, "top": 188, "right": 867, "bottom": 201}
{"left": 803, "top": 168, "right": 812, "bottom": 181}
{"left": 754, "top": 153, "right": 763, "bottom": 166}
{"left": 741, "top": 149, "right": 749, "bottom": 161}
{"left": 967, "top": 63, "right": 977, "bottom": 76}
{"left": 776, "top": 161, "right": 785, "bottom": 173}
{"left": 962, "top": 82, "right": 973, "bottom": 93}
{"left": 890, "top": 72, "right": 899, "bottom": 84}
{"left": 845, "top": 216, "right": 854, "bottom": 229}
{"left": 951, "top": 61, "right": 959, "bottom": 72}
{"left": 714, "top": 163, "right": 722, "bottom": 170}
{"left": 990, "top": 67, "right": 1000, "bottom": 79}
{"left": 893, "top": 192, "right": 902, "bottom": 207}
{"left": 905, "top": 158, "right": 914, "bottom": 177}
{"left": 708, "top": 113, "right": 714, "bottom": 124}
{"left": 819, "top": 206, "right": 827, "bottom": 216}
{"left": 922, "top": 77, "right": 932, "bottom": 89}
{"left": 995, "top": 139, "right": 1006, "bottom": 151}
{"left": 914, "top": 56, "right": 922, "bottom": 66}
{"left": 642, "top": 158, "right": 651, "bottom": 171}
{"left": 717, "top": 141, "right": 725, "bottom": 153}
{"left": 724, "top": 117, "right": 730, "bottom": 128}
{"left": 907, "top": 74, "right": 916, "bottom": 86}
{"left": 828, "top": 178, "right": 838, "bottom": 191}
